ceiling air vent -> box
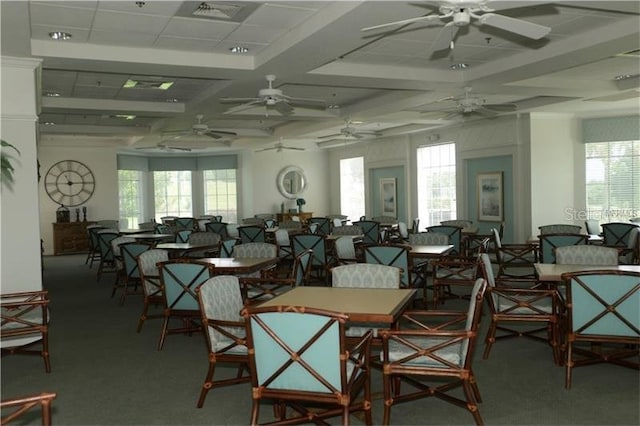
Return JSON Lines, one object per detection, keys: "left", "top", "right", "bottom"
{"left": 176, "top": 1, "right": 261, "bottom": 22}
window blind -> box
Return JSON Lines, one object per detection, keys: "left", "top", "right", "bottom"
{"left": 582, "top": 116, "right": 639, "bottom": 143}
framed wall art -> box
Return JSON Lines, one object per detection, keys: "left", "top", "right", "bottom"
{"left": 477, "top": 172, "right": 503, "bottom": 222}
{"left": 380, "top": 177, "right": 397, "bottom": 217}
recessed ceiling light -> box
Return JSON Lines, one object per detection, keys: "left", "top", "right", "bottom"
{"left": 49, "top": 31, "right": 72, "bottom": 40}
{"left": 230, "top": 46, "right": 249, "bottom": 53}
{"left": 166, "top": 98, "right": 179, "bottom": 103}
{"left": 44, "top": 91, "right": 61, "bottom": 97}
{"left": 327, "top": 104, "right": 340, "bottom": 109}
{"left": 113, "top": 114, "right": 136, "bottom": 120}
{"left": 43, "top": 122, "right": 56, "bottom": 126}
{"left": 450, "top": 63, "right": 468, "bottom": 70}
{"left": 123, "top": 79, "right": 174, "bottom": 90}
{"left": 614, "top": 74, "right": 635, "bottom": 81}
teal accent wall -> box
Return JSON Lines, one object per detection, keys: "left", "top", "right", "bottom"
{"left": 370, "top": 166, "right": 406, "bottom": 222}
{"left": 465, "top": 155, "right": 514, "bottom": 242}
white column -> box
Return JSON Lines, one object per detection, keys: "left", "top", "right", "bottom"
{"left": 1, "top": 56, "right": 43, "bottom": 292}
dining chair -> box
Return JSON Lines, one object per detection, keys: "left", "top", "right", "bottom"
{"left": 441, "top": 219, "right": 473, "bottom": 228}
{"left": 185, "top": 232, "right": 221, "bottom": 258}
{"left": 232, "top": 243, "right": 278, "bottom": 278}
{"left": 240, "top": 249, "right": 312, "bottom": 303}
{"left": 407, "top": 232, "right": 450, "bottom": 299}
{"left": 538, "top": 224, "right": 583, "bottom": 234}
{"left": 174, "top": 217, "right": 196, "bottom": 231}
{"left": 175, "top": 229, "right": 193, "bottom": 243}
{"left": 331, "top": 225, "right": 363, "bottom": 236}
{"left": 160, "top": 216, "right": 178, "bottom": 225}
{"left": 602, "top": 223, "right": 639, "bottom": 264}
{"left": 291, "top": 234, "right": 334, "bottom": 285}
{"left": 96, "top": 230, "right": 120, "bottom": 282}
{"left": 308, "top": 217, "right": 331, "bottom": 235}
{"left": 110, "top": 235, "right": 135, "bottom": 293}
{"left": 584, "top": 219, "right": 600, "bottom": 236}
{"left": 493, "top": 228, "right": 538, "bottom": 279}
{"left": 411, "top": 218, "right": 420, "bottom": 234}
{"left": 241, "top": 305, "right": 373, "bottom": 426}
{"left": 353, "top": 220, "right": 380, "bottom": 245}
{"left": 0, "top": 392, "right": 57, "bottom": 426}
{"left": 364, "top": 244, "right": 412, "bottom": 289}
{"left": 238, "top": 225, "right": 266, "bottom": 244}
{"left": 136, "top": 249, "right": 169, "bottom": 333}
{"left": 426, "top": 225, "right": 463, "bottom": 255}
{"left": 478, "top": 253, "right": 562, "bottom": 365}
{"left": 116, "top": 242, "right": 152, "bottom": 305}
{"left": 379, "top": 278, "right": 487, "bottom": 426}
{"left": 538, "top": 233, "right": 589, "bottom": 264}
{"left": 274, "top": 228, "right": 293, "bottom": 263}
{"left": 219, "top": 238, "right": 239, "bottom": 258}
{"left": 0, "top": 290, "right": 51, "bottom": 372}
{"left": 195, "top": 275, "right": 251, "bottom": 408}
{"left": 157, "top": 260, "right": 215, "bottom": 350}
{"left": 85, "top": 225, "right": 106, "bottom": 267}
{"left": 333, "top": 236, "right": 360, "bottom": 264}
{"left": 561, "top": 270, "right": 640, "bottom": 389}
{"left": 432, "top": 254, "right": 481, "bottom": 308}
{"left": 205, "top": 221, "right": 229, "bottom": 239}
{"left": 263, "top": 218, "right": 277, "bottom": 229}
{"left": 555, "top": 245, "right": 619, "bottom": 265}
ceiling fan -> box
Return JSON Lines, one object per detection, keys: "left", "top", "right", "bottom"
{"left": 318, "top": 119, "right": 382, "bottom": 140}
{"left": 221, "top": 74, "right": 326, "bottom": 116}
{"left": 361, "top": 0, "right": 552, "bottom": 52}
{"left": 421, "top": 86, "right": 517, "bottom": 119}
{"left": 135, "top": 143, "right": 194, "bottom": 153}
{"left": 255, "top": 140, "right": 306, "bottom": 153}
{"left": 162, "top": 114, "right": 237, "bottom": 140}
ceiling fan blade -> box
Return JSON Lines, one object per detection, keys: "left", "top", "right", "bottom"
{"left": 281, "top": 95, "right": 327, "bottom": 107}
{"left": 164, "top": 146, "right": 192, "bottom": 152}
{"left": 485, "top": 1, "right": 555, "bottom": 12}
{"left": 318, "top": 133, "right": 343, "bottom": 140}
{"left": 274, "top": 101, "right": 294, "bottom": 116}
{"left": 224, "top": 102, "right": 264, "bottom": 115}
{"left": 203, "top": 130, "right": 237, "bottom": 139}
{"left": 361, "top": 14, "right": 440, "bottom": 32}
{"left": 474, "top": 107, "right": 499, "bottom": 117}
{"left": 478, "top": 13, "right": 551, "bottom": 39}
{"left": 282, "top": 146, "right": 306, "bottom": 151}
{"left": 442, "top": 111, "right": 462, "bottom": 120}
{"left": 219, "top": 97, "right": 261, "bottom": 104}
{"left": 432, "top": 22, "right": 459, "bottom": 51}
{"left": 484, "top": 103, "right": 517, "bottom": 112}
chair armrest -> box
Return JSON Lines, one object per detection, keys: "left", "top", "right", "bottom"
{"left": 398, "top": 310, "right": 468, "bottom": 330}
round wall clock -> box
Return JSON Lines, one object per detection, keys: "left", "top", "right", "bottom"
{"left": 44, "top": 160, "right": 95, "bottom": 207}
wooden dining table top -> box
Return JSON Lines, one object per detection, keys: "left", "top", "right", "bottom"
{"left": 534, "top": 263, "right": 640, "bottom": 282}
{"left": 196, "top": 257, "right": 280, "bottom": 274}
{"left": 127, "top": 233, "right": 174, "bottom": 241}
{"left": 258, "top": 286, "right": 416, "bottom": 324}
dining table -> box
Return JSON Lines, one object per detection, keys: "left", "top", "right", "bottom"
{"left": 258, "top": 286, "right": 416, "bottom": 324}
{"left": 155, "top": 242, "right": 219, "bottom": 258}
{"left": 196, "top": 257, "right": 280, "bottom": 276}
{"left": 127, "top": 233, "right": 175, "bottom": 242}
{"left": 534, "top": 263, "right": 640, "bottom": 282}
{"left": 406, "top": 244, "right": 454, "bottom": 260}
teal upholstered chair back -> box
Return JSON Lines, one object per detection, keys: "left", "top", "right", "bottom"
{"left": 602, "top": 223, "right": 639, "bottom": 248}
{"left": 159, "top": 261, "right": 214, "bottom": 310}
{"left": 87, "top": 225, "right": 106, "bottom": 250}
{"left": 154, "top": 223, "right": 171, "bottom": 234}
{"left": 408, "top": 232, "right": 449, "bottom": 245}
{"left": 232, "top": 242, "right": 277, "bottom": 258}
{"left": 585, "top": 219, "right": 600, "bottom": 236}
{"left": 205, "top": 221, "right": 229, "bottom": 239}
{"left": 176, "top": 230, "right": 192, "bottom": 243}
{"left": 308, "top": 217, "right": 331, "bottom": 235}
{"left": 174, "top": 217, "right": 196, "bottom": 231}
{"left": 198, "top": 275, "right": 247, "bottom": 351}
{"left": 245, "top": 308, "right": 348, "bottom": 393}
{"left": 332, "top": 264, "right": 400, "bottom": 289}
{"left": 364, "top": 245, "right": 410, "bottom": 288}
{"left": 263, "top": 218, "right": 277, "bottom": 229}
{"left": 353, "top": 220, "right": 380, "bottom": 245}
{"left": 563, "top": 271, "right": 640, "bottom": 337}
{"left": 97, "top": 230, "right": 119, "bottom": 262}
{"left": 555, "top": 245, "right": 619, "bottom": 265}
{"left": 238, "top": 225, "right": 266, "bottom": 244}
{"left": 138, "top": 249, "right": 169, "bottom": 297}
{"left": 426, "top": 225, "right": 462, "bottom": 254}
{"left": 538, "top": 233, "right": 588, "bottom": 264}
{"left": 291, "top": 234, "right": 328, "bottom": 267}
{"left": 219, "top": 238, "right": 238, "bottom": 258}
{"left": 120, "top": 242, "right": 152, "bottom": 279}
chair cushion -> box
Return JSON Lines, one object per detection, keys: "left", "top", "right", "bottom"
{"left": 382, "top": 337, "right": 463, "bottom": 367}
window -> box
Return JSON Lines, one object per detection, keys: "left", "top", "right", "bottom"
{"left": 204, "top": 169, "right": 238, "bottom": 223}
{"left": 118, "top": 170, "right": 144, "bottom": 228}
{"left": 340, "top": 157, "right": 365, "bottom": 222}
{"left": 586, "top": 140, "right": 639, "bottom": 223}
{"left": 417, "top": 142, "right": 456, "bottom": 227}
{"left": 154, "top": 171, "right": 193, "bottom": 221}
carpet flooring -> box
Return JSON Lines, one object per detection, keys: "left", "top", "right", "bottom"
{"left": 1, "top": 254, "right": 638, "bottom": 425}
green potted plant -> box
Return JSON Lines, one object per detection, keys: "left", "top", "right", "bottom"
{"left": 1, "top": 139, "right": 20, "bottom": 190}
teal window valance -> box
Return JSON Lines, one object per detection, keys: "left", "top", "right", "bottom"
{"left": 582, "top": 116, "right": 639, "bottom": 143}
{"left": 117, "top": 154, "right": 237, "bottom": 171}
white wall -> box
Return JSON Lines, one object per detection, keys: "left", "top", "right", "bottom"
{"left": 529, "top": 113, "right": 581, "bottom": 235}
{"left": 1, "top": 57, "right": 42, "bottom": 292}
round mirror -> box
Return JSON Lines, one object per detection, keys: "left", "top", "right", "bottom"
{"left": 277, "top": 165, "right": 307, "bottom": 199}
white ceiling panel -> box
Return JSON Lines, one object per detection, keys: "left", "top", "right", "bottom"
{"left": 91, "top": 10, "right": 171, "bottom": 33}
{"left": 161, "top": 16, "right": 239, "bottom": 39}
{"left": 29, "top": 2, "right": 96, "bottom": 28}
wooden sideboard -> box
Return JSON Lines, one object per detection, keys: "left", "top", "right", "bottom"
{"left": 276, "top": 212, "right": 313, "bottom": 224}
{"left": 52, "top": 222, "right": 96, "bottom": 255}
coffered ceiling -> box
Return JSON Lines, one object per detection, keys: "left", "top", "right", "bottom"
{"left": 2, "top": 1, "right": 639, "bottom": 153}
